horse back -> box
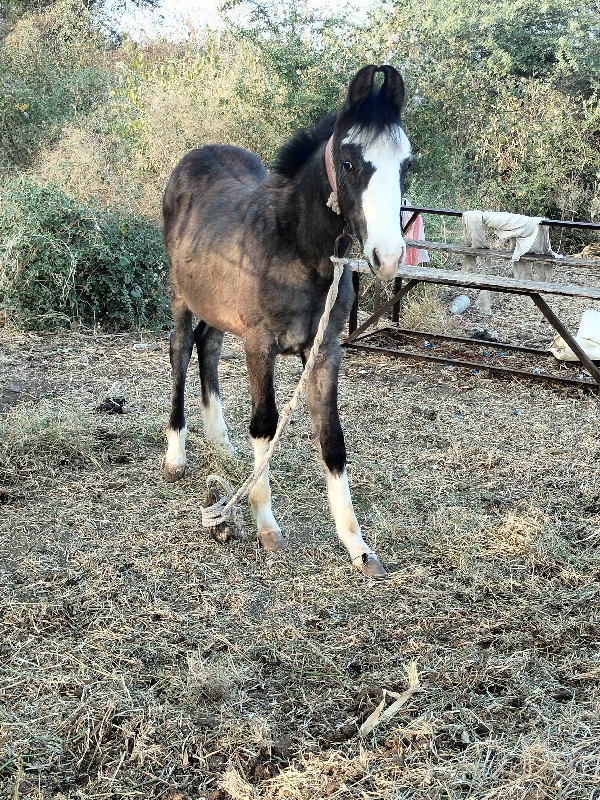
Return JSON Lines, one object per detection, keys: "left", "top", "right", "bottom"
{"left": 163, "top": 144, "right": 267, "bottom": 242}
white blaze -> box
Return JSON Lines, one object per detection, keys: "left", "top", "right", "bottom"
{"left": 345, "top": 126, "right": 411, "bottom": 280}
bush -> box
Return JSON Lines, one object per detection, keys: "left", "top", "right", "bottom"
{"left": 367, "top": 0, "right": 600, "bottom": 234}
{"left": 0, "top": 178, "right": 170, "bottom": 330}
{"left": 32, "top": 6, "right": 367, "bottom": 219}
{"left": 471, "top": 79, "right": 600, "bottom": 224}
{"left": 0, "top": 0, "right": 110, "bottom": 173}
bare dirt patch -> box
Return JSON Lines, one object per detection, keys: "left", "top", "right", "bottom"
{"left": 0, "top": 313, "right": 599, "bottom": 799}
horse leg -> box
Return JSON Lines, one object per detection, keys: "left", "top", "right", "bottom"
{"left": 305, "top": 342, "right": 387, "bottom": 578}
{"left": 164, "top": 302, "right": 194, "bottom": 482}
{"left": 245, "top": 339, "right": 287, "bottom": 552}
{"left": 194, "top": 322, "right": 236, "bottom": 454}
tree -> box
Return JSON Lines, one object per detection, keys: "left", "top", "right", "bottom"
{"left": 0, "top": 0, "right": 109, "bottom": 172}
{"left": 1, "top": 0, "right": 159, "bottom": 23}
{"left": 366, "top": 0, "right": 600, "bottom": 222}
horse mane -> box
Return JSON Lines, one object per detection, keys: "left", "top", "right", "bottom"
{"left": 272, "top": 115, "right": 336, "bottom": 178}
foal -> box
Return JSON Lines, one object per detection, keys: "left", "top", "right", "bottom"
{"left": 163, "top": 64, "right": 412, "bottom": 577}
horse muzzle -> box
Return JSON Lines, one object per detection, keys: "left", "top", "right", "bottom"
{"left": 368, "top": 242, "right": 406, "bottom": 281}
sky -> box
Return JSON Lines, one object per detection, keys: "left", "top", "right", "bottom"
{"left": 118, "top": 0, "right": 376, "bottom": 41}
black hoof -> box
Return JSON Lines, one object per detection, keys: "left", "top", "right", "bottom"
{"left": 355, "top": 553, "right": 388, "bottom": 579}
{"left": 164, "top": 463, "right": 185, "bottom": 482}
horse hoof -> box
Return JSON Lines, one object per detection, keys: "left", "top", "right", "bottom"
{"left": 258, "top": 529, "right": 288, "bottom": 552}
{"left": 209, "top": 522, "right": 236, "bottom": 543}
{"left": 164, "top": 463, "right": 186, "bottom": 482}
{"left": 355, "top": 553, "right": 388, "bottom": 579}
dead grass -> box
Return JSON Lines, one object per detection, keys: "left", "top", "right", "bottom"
{"left": 0, "top": 300, "right": 599, "bottom": 799}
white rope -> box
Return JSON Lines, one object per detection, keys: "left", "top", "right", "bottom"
{"left": 327, "top": 192, "right": 341, "bottom": 215}
{"left": 201, "top": 257, "right": 347, "bottom": 529}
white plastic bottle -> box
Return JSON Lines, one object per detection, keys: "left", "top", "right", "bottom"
{"left": 449, "top": 294, "right": 471, "bottom": 315}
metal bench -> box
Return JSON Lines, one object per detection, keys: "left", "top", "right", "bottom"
{"left": 343, "top": 209, "right": 600, "bottom": 390}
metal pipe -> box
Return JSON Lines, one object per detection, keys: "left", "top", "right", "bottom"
{"left": 403, "top": 205, "right": 600, "bottom": 231}
{"left": 379, "top": 327, "right": 552, "bottom": 356}
{"left": 346, "top": 342, "right": 598, "bottom": 391}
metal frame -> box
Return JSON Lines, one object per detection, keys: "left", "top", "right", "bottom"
{"left": 343, "top": 208, "right": 600, "bottom": 391}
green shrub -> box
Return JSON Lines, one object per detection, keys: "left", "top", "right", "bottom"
{"left": 367, "top": 0, "right": 600, "bottom": 236}
{"left": 0, "top": 178, "right": 169, "bottom": 330}
{"left": 0, "top": 0, "right": 110, "bottom": 173}
{"left": 31, "top": 5, "right": 367, "bottom": 218}
{"left": 471, "top": 79, "right": 600, "bottom": 225}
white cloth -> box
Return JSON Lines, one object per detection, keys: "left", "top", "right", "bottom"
{"left": 463, "top": 210, "right": 557, "bottom": 263}
{"left": 462, "top": 211, "right": 559, "bottom": 314}
{"left": 463, "top": 210, "right": 559, "bottom": 279}
{"left": 550, "top": 334, "right": 600, "bottom": 362}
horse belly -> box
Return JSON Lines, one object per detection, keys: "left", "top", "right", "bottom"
{"left": 173, "top": 252, "right": 249, "bottom": 338}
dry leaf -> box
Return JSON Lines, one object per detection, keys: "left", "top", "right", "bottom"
{"left": 359, "top": 661, "right": 420, "bottom": 737}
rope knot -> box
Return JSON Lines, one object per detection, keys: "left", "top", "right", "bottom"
{"left": 327, "top": 191, "right": 341, "bottom": 215}
{"left": 201, "top": 474, "right": 244, "bottom": 541}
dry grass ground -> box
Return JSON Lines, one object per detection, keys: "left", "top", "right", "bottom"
{"left": 1, "top": 286, "right": 599, "bottom": 799}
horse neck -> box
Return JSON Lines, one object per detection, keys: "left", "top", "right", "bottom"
{"left": 280, "top": 145, "right": 347, "bottom": 273}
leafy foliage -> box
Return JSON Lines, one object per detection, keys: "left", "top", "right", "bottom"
{"left": 369, "top": 0, "right": 600, "bottom": 223}
{"left": 0, "top": 0, "right": 110, "bottom": 172}
{"left": 222, "top": 0, "right": 365, "bottom": 128}
{"left": 0, "top": 178, "right": 169, "bottom": 330}
{"left": 1, "top": 0, "right": 599, "bottom": 332}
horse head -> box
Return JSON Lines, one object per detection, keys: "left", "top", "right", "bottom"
{"left": 328, "top": 64, "right": 412, "bottom": 280}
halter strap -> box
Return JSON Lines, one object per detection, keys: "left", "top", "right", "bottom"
{"left": 325, "top": 136, "right": 341, "bottom": 215}
{"left": 325, "top": 136, "right": 337, "bottom": 192}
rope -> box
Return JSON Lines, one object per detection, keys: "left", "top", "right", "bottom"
{"left": 325, "top": 136, "right": 341, "bottom": 215}
{"left": 201, "top": 257, "right": 347, "bottom": 529}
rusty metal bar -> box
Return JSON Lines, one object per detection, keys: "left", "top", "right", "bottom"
{"left": 344, "top": 279, "right": 420, "bottom": 344}
{"left": 343, "top": 283, "right": 600, "bottom": 389}
{"left": 402, "top": 210, "right": 420, "bottom": 233}
{"left": 373, "top": 280, "right": 382, "bottom": 315}
{"left": 529, "top": 293, "right": 600, "bottom": 385}
{"left": 391, "top": 277, "right": 403, "bottom": 323}
{"left": 403, "top": 205, "right": 600, "bottom": 231}
{"left": 347, "top": 342, "right": 598, "bottom": 391}
{"left": 380, "top": 327, "right": 551, "bottom": 356}
{"left": 349, "top": 271, "right": 360, "bottom": 333}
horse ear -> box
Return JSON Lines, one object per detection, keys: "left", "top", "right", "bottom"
{"left": 380, "top": 65, "right": 405, "bottom": 117}
{"left": 340, "top": 64, "right": 378, "bottom": 114}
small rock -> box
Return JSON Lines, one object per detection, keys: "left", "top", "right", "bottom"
{"left": 133, "top": 342, "right": 160, "bottom": 351}
{"left": 207, "top": 754, "right": 227, "bottom": 772}
{"left": 411, "top": 404, "right": 436, "bottom": 420}
{"left": 471, "top": 328, "right": 501, "bottom": 342}
{"left": 94, "top": 396, "right": 135, "bottom": 414}
{"left": 553, "top": 689, "right": 574, "bottom": 701}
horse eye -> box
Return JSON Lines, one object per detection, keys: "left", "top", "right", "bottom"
{"left": 342, "top": 160, "right": 353, "bottom": 171}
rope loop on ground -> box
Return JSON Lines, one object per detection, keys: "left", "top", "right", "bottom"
{"left": 201, "top": 258, "right": 347, "bottom": 529}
